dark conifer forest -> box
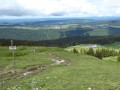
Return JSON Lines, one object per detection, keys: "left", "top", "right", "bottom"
{"left": 0, "top": 34, "right": 120, "bottom": 47}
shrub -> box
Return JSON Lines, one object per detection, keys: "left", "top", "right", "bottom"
{"left": 18, "top": 46, "right": 27, "bottom": 50}
{"left": 8, "top": 51, "right": 28, "bottom": 57}
{"left": 117, "top": 55, "right": 120, "bottom": 62}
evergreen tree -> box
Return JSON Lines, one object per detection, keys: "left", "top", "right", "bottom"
{"left": 87, "top": 48, "right": 94, "bottom": 56}
{"left": 73, "top": 48, "right": 79, "bottom": 53}
{"left": 95, "top": 49, "right": 102, "bottom": 60}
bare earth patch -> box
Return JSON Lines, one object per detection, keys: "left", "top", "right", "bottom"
{"left": 49, "top": 53, "right": 72, "bottom": 65}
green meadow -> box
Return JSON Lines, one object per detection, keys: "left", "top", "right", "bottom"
{"left": 0, "top": 44, "right": 120, "bottom": 90}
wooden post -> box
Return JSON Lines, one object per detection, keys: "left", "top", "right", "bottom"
{"left": 13, "top": 49, "right": 15, "bottom": 66}
{"left": 11, "top": 40, "right": 15, "bottom": 66}
{"left": 11, "top": 40, "right": 13, "bottom": 46}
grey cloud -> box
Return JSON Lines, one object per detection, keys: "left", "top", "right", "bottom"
{"left": 0, "top": 0, "right": 29, "bottom": 16}
{"left": 50, "top": 12, "right": 65, "bottom": 16}
{"left": 0, "top": 9, "right": 28, "bottom": 16}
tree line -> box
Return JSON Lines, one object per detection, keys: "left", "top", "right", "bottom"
{"left": 72, "top": 48, "right": 120, "bottom": 62}
{"left": 72, "top": 48, "right": 119, "bottom": 59}
{"left": 0, "top": 34, "right": 120, "bottom": 48}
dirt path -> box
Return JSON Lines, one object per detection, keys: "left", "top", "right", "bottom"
{"left": 22, "top": 65, "right": 46, "bottom": 76}
{"left": 22, "top": 53, "right": 72, "bottom": 78}
{"left": 0, "top": 52, "right": 72, "bottom": 87}
{"left": 48, "top": 53, "right": 72, "bottom": 66}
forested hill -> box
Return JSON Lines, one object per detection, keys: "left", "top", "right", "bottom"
{"left": 0, "top": 19, "right": 120, "bottom": 41}
{"left": 1, "top": 34, "right": 120, "bottom": 47}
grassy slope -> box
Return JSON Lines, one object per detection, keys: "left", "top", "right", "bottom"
{"left": 0, "top": 46, "right": 120, "bottom": 90}
{"left": 89, "top": 28, "right": 109, "bottom": 36}
{"left": 65, "top": 44, "right": 106, "bottom": 52}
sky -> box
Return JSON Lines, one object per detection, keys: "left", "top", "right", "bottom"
{"left": 0, "top": 0, "right": 120, "bottom": 18}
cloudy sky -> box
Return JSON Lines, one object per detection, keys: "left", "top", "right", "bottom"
{"left": 0, "top": 0, "right": 120, "bottom": 18}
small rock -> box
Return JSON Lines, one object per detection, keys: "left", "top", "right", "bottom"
{"left": 88, "top": 87, "right": 91, "bottom": 90}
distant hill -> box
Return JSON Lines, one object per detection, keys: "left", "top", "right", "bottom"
{"left": 0, "top": 18, "right": 120, "bottom": 41}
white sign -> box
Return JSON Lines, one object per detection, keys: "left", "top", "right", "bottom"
{"left": 9, "top": 46, "right": 17, "bottom": 50}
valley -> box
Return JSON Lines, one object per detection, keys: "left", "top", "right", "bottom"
{"left": 0, "top": 19, "right": 120, "bottom": 41}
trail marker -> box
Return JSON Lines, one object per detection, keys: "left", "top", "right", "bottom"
{"left": 9, "top": 40, "right": 16, "bottom": 66}
{"left": 9, "top": 46, "right": 16, "bottom": 50}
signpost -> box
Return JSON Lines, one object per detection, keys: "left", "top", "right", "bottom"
{"left": 9, "top": 40, "right": 16, "bottom": 66}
